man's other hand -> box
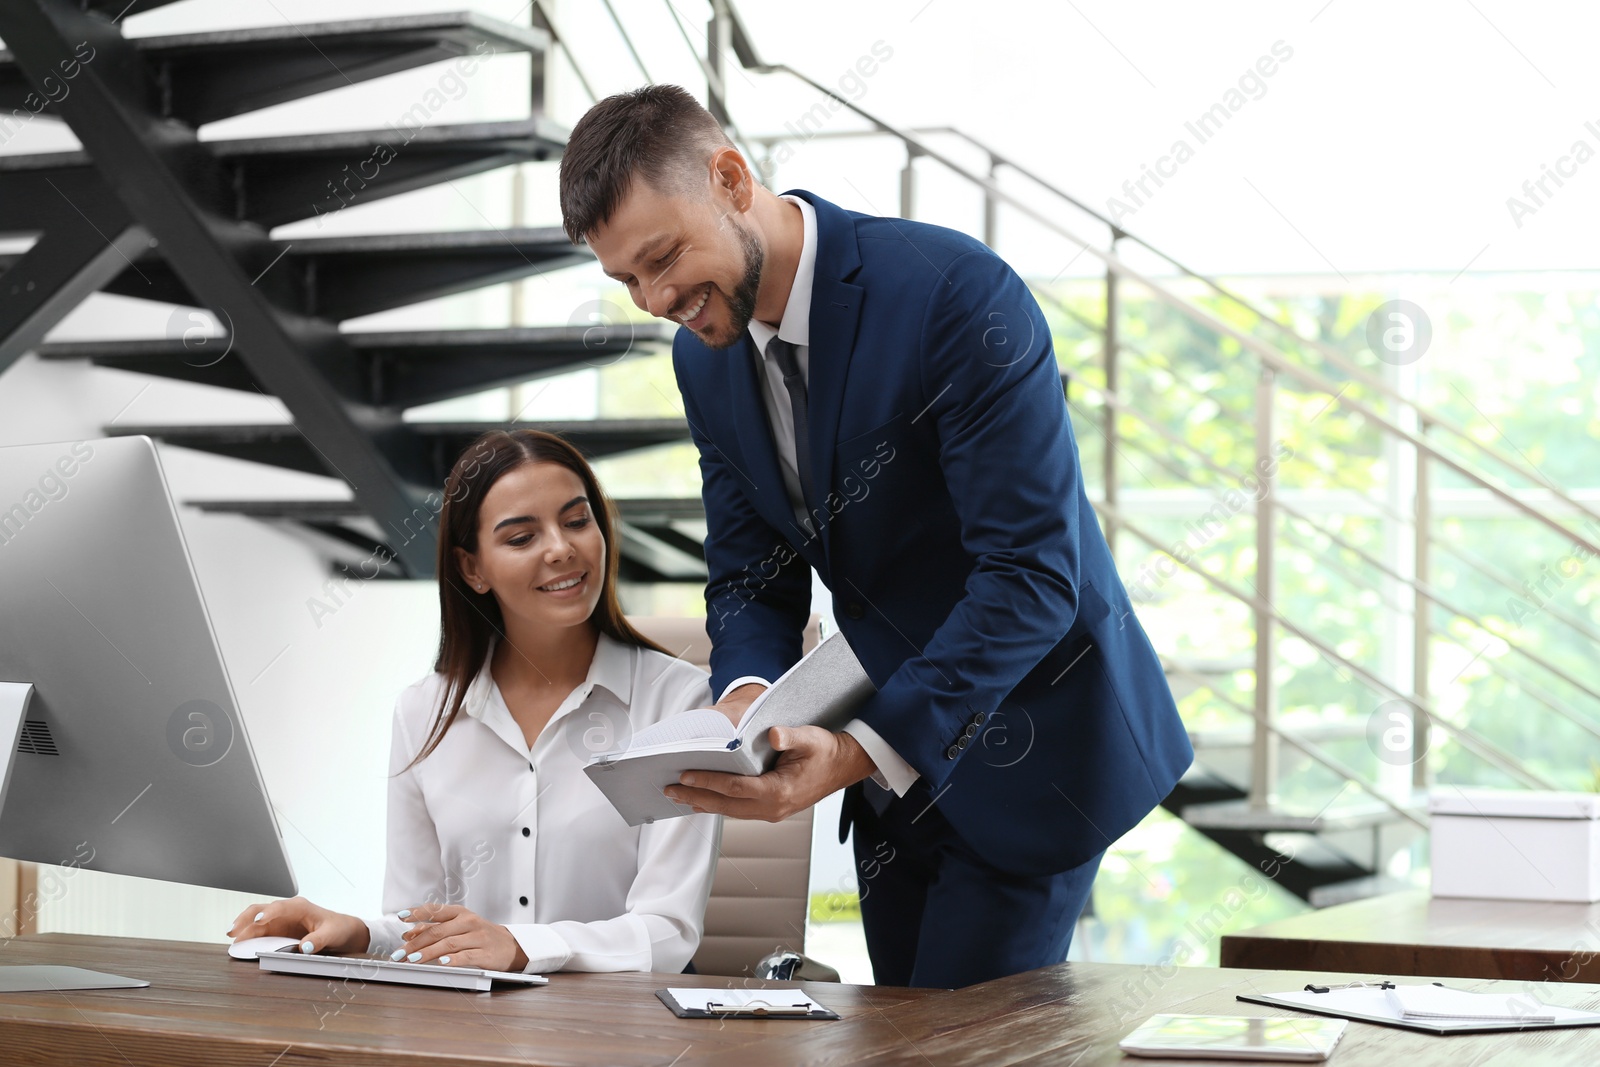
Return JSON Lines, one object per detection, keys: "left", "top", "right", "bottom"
{"left": 665, "top": 726, "right": 877, "bottom": 822}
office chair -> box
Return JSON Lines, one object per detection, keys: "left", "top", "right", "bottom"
{"left": 627, "top": 615, "right": 839, "bottom": 981}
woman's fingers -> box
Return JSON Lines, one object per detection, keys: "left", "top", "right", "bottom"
{"left": 297, "top": 911, "right": 343, "bottom": 955}
{"left": 226, "top": 902, "right": 270, "bottom": 938}
{"left": 396, "top": 917, "right": 473, "bottom": 960}
{"left": 228, "top": 898, "right": 307, "bottom": 940}
{"left": 398, "top": 902, "right": 462, "bottom": 925}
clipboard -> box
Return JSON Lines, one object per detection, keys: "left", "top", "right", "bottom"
{"left": 655, "top": 988, "right": 840, "bottom": 1020}
{"left": 1236, "top": 980, "right": 1600, "bottom": 1036}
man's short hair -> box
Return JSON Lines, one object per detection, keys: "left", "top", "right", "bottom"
{"left": 558, "top": 84, "right": 735, "bottom": 244}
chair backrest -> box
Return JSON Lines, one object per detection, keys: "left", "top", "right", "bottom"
{"left": 626, "top": 614, "right": 821, "bottom": 978}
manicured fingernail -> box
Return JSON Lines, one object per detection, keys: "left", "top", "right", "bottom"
{"left": 407, "top": 952, "right": 421, "bottom": 962}
{"left": 390, "top": 948, "right": 406, "bottom": 961}
{"left": 254, "top": 912, "right": 266, "bottom": 922}
{"left": 300, "top": 941, "right": 314, "bottom": 954}
{"left": 397, "top": 909, "right": 410, "bottom": 919}
{"left": 440, "top": 956, "right": 451, "bottom": 965}
{"left": 682, "top": 775, "right": 697, "bottom": 787}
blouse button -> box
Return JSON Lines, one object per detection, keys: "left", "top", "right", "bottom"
{"left": 518, "top": 896, "right": 528, "bottom": 906}
{"left": 521, "top": 826, "right": 530, "bottom": 837}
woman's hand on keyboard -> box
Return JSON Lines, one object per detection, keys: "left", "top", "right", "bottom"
{"left": 397, "top": 902, "right": 530, "bottom": 971}
{"left": 227, "top": 896, "right": 371, "bottom": 956}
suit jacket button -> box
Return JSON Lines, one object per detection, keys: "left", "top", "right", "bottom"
{"left": 945, "top": 744, "right": 960, "bottom": 759}
{"left": 956, "top": 736, "right": 969, "bottom": 750}
{"left": 973, "top": 711, "right": 987, "bottom": 725}
{"left": 845, "top": 602, "right": 865, "bottom": 620}
{"left": 962, "top": 723, "right": 979, "bottom": 739}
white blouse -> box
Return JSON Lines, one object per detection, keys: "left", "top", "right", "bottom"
{"left": 364, "top": 631, "right": 721, "bottom": 974}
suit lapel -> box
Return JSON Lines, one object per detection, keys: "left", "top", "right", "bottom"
{"left": 805, "top": 274, "right": 863, "bottom": 558}
{"left": 793, "top": 191, "right": 866, "bottom": 562}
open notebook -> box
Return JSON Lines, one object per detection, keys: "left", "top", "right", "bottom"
{"left": 583, "top": 631, "right": 876, "bottom": 825}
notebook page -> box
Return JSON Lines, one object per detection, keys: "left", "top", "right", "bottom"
{"left": 1386, "top": 985, "right": 1554, "bottom": 1023}
{"left": 609, "top": 708, "right": 736, "bottom": 753}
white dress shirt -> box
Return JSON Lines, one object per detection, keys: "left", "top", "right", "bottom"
{"left": 365, "top": 631, "right": 721, "bottom": 974}
{"left": 725, "top": 194, "right": 920, "bottom": 797}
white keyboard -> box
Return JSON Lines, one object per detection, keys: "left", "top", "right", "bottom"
{"left": 256, "top": 947, "right": 548, "bottom": 992}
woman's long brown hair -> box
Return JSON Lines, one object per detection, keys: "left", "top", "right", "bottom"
{"left": 405, "top": 429, "right": 670, "bottom": 769}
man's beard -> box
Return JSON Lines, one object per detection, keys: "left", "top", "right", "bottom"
{"left": 703, "top": 218, "right": 764, "bottom": 350}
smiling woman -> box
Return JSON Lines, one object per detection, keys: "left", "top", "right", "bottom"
{"left": 228, "top": 429, "right": 722, "bottom": 976}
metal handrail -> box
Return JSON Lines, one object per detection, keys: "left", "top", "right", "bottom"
{"left": 923, "top": 127, "right": 1599, "bottom": 521}
{"left": 1078, "top": 385, "right": 1600, "bottom": 744}
{"left": 529, "top": 0, "right": 599, "bottom": 104}
{"left": 1099, "top": 503, "right": 1560, "bottom": 792}
{"left": 721, "top": 24, "right": 1600, "bottom": 557}
{"left": 1164, "top": 665, "right": 1429, "bottom": 832}
{"left": 660, "top": 0, "right": 761, "bottom": 172}
{"left": 1091, "top": 424, "right": 1595, "bottom": 835}
{"left": 1090, "top": 319, "right": 1600, "bottom": 655}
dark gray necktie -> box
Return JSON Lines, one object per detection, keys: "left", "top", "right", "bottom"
{"left": 767, "top": 337, "right": 818, "bottom": 513}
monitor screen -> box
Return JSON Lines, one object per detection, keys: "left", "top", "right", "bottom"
{"left": 0, "top": 435, "right": 294, "bottom": 898}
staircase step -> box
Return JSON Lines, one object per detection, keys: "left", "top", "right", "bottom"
{"left": 610, "top": 498, "right": 707, "bottom": 524}
{"left": 188, "top": 499, "right": 368, "bottom": 521}
{"left": 1162, "top": 768, "right": 1247, "bottom": 811}
{"left": 107, "top": 419, "right": 690, "bottom": 479}
{"left": 190, "top": 496, "right": 705, "bottom": 525}
{"left": 37, "top": 322, "right": 668, "bottom": 408}
{"left": 0, "top": 13, "right": 548, "bottom": 126}
{"left": 1180, "top": 794, "right": 1427, "bottom": 835}
{"left": 85, "top": 0, "right": 183, "bottom": 15}
{"left": 1186, "top": 720, "right": 1373, "bottom": 752}
{"left": 185, "top": 497, "right": 707, "bottom": 585}
{"left": 0, "top": 119, "right": 568, "bottom": 231}
{"left": 1305, "top": 873, "right": 1423, "bottom": 909}
{"left": 617, "top": 522, "right": 707, "bottom": 583}
{"left": 81, "top": 228, "right": 589, "bottom": 319}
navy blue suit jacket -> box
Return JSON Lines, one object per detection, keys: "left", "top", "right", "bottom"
{"left": 671, "top": 191, "right": 1192, "bottom": 876}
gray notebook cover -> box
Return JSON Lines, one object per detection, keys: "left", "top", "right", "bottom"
{"left": 584, "top": 631, "right": 877, "bottom": 826}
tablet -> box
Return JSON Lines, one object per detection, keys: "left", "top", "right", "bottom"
{"left": 1118, "top": 1014, "right": 1347, "bottom": 1061}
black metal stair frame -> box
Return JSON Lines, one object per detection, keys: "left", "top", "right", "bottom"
{"left": 0, "top": 3, "right": 671, "bottom": 580}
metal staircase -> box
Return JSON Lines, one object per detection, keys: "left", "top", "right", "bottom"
{"left": 3, "top": 0, "right": 1597, "bottom": 908}
{"left": 0, "top": 2, "right": 694, "bottom": 582}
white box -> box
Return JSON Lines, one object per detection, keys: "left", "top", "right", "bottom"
{"left": 1429, "top": 787, "right": 1600, "bottom": 903}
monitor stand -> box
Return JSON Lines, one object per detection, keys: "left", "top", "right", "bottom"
{"left": 0, "top": 682, "right": 146, "bottom": 993}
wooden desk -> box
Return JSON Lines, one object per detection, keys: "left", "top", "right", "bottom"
{"left": 1222, "top": 889, "right": 1600, "bottom": 983}
{"left": 3, "top": 932, "right": 1600, "bottom": 1065}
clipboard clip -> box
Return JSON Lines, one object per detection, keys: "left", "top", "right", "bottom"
{"left": 705, "top": 999, "right": 813, "bottom": 1015}
{"left": 1304, "top": 980, "right": 1395, "bottom": 993}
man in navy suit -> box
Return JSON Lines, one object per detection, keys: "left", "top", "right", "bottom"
{"left": 560, "top": 86, "right": 1192, "bottom": 988}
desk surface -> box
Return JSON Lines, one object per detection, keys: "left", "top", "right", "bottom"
{"left": 3, "top": 933, "right": 1600, "bottom": 1065}
{"left": 1221, "top": 889, "right": 1600, "bottom": 983}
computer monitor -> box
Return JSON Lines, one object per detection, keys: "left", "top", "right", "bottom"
{"left": 0, "top": 435, "right": 295, "bottom": 989}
